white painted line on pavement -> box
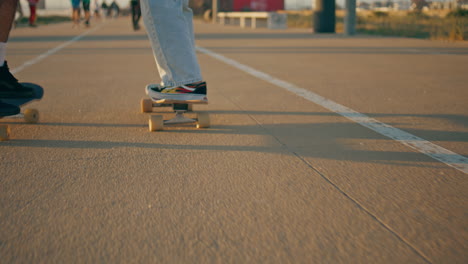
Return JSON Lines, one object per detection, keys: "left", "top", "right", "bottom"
{"left": 196, "top": 46, "right": 468, "bottom": 174}
{"left": 11, "top": 24, "right": 105, "bottom": 74}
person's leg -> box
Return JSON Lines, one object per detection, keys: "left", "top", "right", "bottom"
{"left": 140, "top": 0, "right": 202, "bottom": 87}
{"left": 29, "top": 4, "right": 37, "bottom": 27}
{"left": 85, "top": 10, "right": 90, "bottom": 26}
{"left": 135, "top": 1, "right": 141, "bottom": 31}
{"left": 0, "top": 0, "right": 20, "bottom": 114}
{"left": 141, "top": 0, "right": 206, "bottom": 101}
{"left": 0, "top": 0, "right": 18, "bottom": 44}
{"left": 16, "top": 0, "right": 23, "bottom": 20}
{"left": 131, "top": 1, "right": 137, "bottom": 29}
{"left": 182, "top": 0, "right": 195, "bottom": 50}
{"left": 83, "top": 1, "right": 90, "bottom": 27}
{"left": 0, "top": 0, "right": 34, "bottom": 111}
{"left": 71, "top": 0, "right": 80, "bottom": 27}
{"left": 136, "top": 3, "right": 141, "bottom": 22}
{"left": 72, "top": 8, "right": 76, "bottom": 26}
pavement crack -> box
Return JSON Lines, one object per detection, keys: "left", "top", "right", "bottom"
{"left": 293, "top": 153, "right": 434, "bottom": 264}
{"left": 225, "top": 95, "right": 433, "bottom": 264}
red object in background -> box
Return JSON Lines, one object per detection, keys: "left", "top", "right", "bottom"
{"left": 233, "top": 0, "right": 284, "bottom": 11}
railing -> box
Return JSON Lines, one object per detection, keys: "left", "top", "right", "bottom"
{"left": 217, "top": 12, "right": 287, "bottom": 29}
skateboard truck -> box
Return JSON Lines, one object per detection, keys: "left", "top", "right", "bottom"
{"left": 140, "top": 99, "right": 210, "bottom": 131}
{"left": 165, "top": 104, "right": 196, "bottom": 125}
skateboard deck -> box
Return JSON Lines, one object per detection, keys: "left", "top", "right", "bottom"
{"left": 0, "top": 82, "right": 44, "bottom": 141}
{"left": 140, "top": 98, "right": 210, "bottom": 131}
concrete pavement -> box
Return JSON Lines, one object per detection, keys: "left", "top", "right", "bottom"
{"left": 1, "top": 18, "right": 467, "bottom": 263}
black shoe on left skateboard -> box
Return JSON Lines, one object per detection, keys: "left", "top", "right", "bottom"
{"left": 0, "top": 102, "right": 20, "bottom": 116}
{"left": 0, "top": 61, "right": 35, "bottom": 98}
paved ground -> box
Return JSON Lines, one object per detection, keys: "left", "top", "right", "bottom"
{"left": 1, "top": 18, "right": 467, "bottom": 263}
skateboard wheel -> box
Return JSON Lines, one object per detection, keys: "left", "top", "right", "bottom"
{"left": 0, "top": 125, "right": 10, "bottom": 141}
{"left": 141, "top": 99, "right": 153, "bottom": 113}
{"left": 24, "top": 109, "right": 39, "bottom": 124}
{"left": 149, "top": 115, "right": 164, "bottom": 131}
{"left": 196, "top": 112, "right": 210, "bottom": 128}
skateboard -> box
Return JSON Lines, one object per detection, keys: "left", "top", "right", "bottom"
{"left": 0, "top": 82, "right": 44, "bottom": 141}
{"left": 140, "top": 98, "right": 210, "bottom": 131}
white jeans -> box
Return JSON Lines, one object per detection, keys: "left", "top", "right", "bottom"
{"left": 140, "top": 0, "right": 202, "bottom": 87}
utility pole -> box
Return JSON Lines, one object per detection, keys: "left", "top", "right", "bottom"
{"left": 212, "top": 0, "right": 219, "bottom": 24}
{"left": 313, "top": 0, "right": 335, "bottom": 33}
{"left": 345, "top": 0, "right": 356, "bottom": 35}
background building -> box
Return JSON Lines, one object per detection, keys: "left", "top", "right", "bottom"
{"left": 233, "top": 0, "right": 285, "bottom": 11}
{"left": 191, "top": 0, "right": 284, "bottom": 13}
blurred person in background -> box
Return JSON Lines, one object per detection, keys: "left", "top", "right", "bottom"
{"left": 93, "top": 0, "right": 101, "bottom": 20}
{"left": 82, "top": 0, "right": 91, "bottom": 27}
{"left": 28, "top": 0, "right": 39, "bottom": 27}
{"left": 130, "top": 0, "right": 141, "bottom": 31}
{"left": 14, "top": 0, "right": 24, "bottom": 28}
{"left": 108, "top": 0, "right": 119, "bottom": 18}
{"left": 71, "top": 0, "right": 81, "bottom": 27}
{"left": 101, "top": 0, "right": 109, "bottom": 18}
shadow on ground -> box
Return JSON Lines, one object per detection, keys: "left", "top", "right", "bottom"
{"left": 2, "top": 115, "right": 466, "bottom": 169}
{"left": 9, "top": 33, "right": 468, "bottom": 55}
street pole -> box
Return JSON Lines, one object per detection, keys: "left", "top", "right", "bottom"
{"left": 212, "top": 0, "right": 218, "bottom": 24}
{"left": 345, "top": 0, "right": 356, "bottom": 35}
{"left": 313, "top": 0, "right": 335, "bottom": 33}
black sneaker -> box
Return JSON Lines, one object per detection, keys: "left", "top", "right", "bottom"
{"left": 0, "top": 101, "right": 20, "bottom": 116}
{"left": 146, "top": 82, "right": 208, "bottom": 102}
{"left": 0, "top": 61, "right": 35, "bottom": 98}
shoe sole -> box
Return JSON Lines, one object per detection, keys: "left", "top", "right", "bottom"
{"left": 146, "top": 87, "right": 207, "bottom": 102}
{"left": 149, "top": 93, "right": 207, "bottom": 102}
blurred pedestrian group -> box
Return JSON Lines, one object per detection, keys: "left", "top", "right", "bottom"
{"left": 71, "top": 0, "right": 121, "bottom": 28}
{"left": 14, "top": 0, "right": 139, "bottom": 31}
{"left": 100, "top": 1, "right": 120, "bottom": 19}
{"left": 71, "top": 0, "right": 91, "bottom": 28}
